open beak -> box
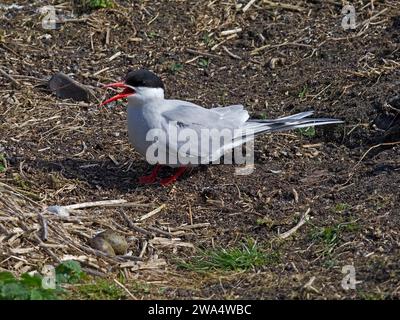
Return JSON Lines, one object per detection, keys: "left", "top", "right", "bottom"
{"left": 100, "top": 82, "right": 135, "bottom": 106}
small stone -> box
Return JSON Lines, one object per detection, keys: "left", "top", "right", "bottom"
{"left": 48, "top": 72, "right": 92, "bottom": 102}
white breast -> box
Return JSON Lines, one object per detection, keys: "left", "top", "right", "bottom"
{"left": 127, "top": 104, "right": 158, "bottom": 158}
{"left": 126, "top": 89, "right": 204, "bottom": 167}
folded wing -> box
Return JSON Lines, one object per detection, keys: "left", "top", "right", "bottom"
{"left": 160, "top": 102, "right": 343, "bottom": 164}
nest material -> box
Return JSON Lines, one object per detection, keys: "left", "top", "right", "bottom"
{"left": 0, "top": 182, "right": 195, "bottom": 277}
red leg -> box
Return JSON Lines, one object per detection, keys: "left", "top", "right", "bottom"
{"left": 138, "top": 164, "right": 162, "bottom": 184}
{"left": 160, "top": 167, "right": 187, "bottom": 186}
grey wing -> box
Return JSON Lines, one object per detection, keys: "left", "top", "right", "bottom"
{"left": 160, "top": 102, "right": 249, "bottom": 161}
{"left": 163, "top": 102, "right": 249, "bottom": 129}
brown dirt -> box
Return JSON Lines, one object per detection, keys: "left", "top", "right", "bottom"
{"left": 1, "top": 0, "right": 399, "bottom": 299}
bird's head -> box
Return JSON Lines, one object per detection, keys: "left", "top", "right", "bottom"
{"left": 101, "top": 69, "right": 164, "bottom": 106}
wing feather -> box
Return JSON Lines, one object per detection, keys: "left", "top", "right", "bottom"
{"left": 160, "top": 102, "right": 249, "bottom": 161}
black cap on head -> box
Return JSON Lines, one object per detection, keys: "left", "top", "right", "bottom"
{"left": 124, "top": 69, "right": 164, "bottom": 90}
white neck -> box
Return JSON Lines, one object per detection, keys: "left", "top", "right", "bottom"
{"left": 128, "top": 87, "right": 164, "bottom": 106}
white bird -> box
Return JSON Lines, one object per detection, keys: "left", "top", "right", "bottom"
{"left": 101, "top": 69, "right": 343, "bottom": 185}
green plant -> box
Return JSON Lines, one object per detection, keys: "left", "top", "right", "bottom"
{"left": 68, "top": 280, "right": 126, "bottom": 300}
{"left": 147, "top": 31, "right": 158, "bottom": 39}
{"left": 198, "top": 58, "right": 210, "bottom": 68}
{"left": 87, "top": 0, "right": 114, "bottom": 9}
{"left": 333, "top": 203, "right": 351, "bottom": 213}
{"left": 256, "top": 217, "right": 275, "bottom": 228}
{"left": 56, "top": 260, "right": 85, "bottom": 284}
{"left": 202, "top": 33, "right": 215, "bottom": 47}
{"left": 297, "top": 126, "right": 316, "bottom": 138}
{"left": 0, "top": 272, "right": 59, "bottom": 300}
{"left": 170, "top": 62, "right": 183, "bottom": 73}
{"left": 309, "top": 221, "right": 359, "bottom": 255}
{"left": 298, "top": 85, "right": 308, "bottom": 99}
{"left": 358, "top": 291, "right": 386, "bottom": 300}
{"left": 0, "top": 260, "right": 86, "bottom": 300}
{"left": 178, "top": 240, "right": 279, "bottom": 272}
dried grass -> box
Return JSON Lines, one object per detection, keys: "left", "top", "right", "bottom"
{"left": 0, "top": 182, "right": 197, "bottom": 277}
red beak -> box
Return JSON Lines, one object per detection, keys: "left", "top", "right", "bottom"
{"left": 100, "top": 82, "right": 135, "bottom": 106}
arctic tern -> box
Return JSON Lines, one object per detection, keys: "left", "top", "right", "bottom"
{"left": 101, "top": 69, "right": 343, "bottom": 185}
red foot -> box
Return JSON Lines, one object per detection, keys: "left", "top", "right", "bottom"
{"left": 160, "top": 167, "right": 187, "bottom": 186}
{"left": 138, "top": 165, "right": 161, "bottom": 184}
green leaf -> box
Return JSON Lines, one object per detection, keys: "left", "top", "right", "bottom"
{"left": 178, "top": 239, "right": 279, "bottom": 272}
{"left": 56, "top": 260, "right": 84, "bottom": 284}
{"left": 0, "top": 272, "right": 15, "bottom": 283}
{"left": 20, "top": 273, "right": 42, "bottom": 288}
{"left": 1, "top": 282, "right": 29, "bottom": 300}
{"left": 198, "top": 58, "right": 209, "bottom": 68}
{"left": 0, "top": 272, "right": 60, "bottom": 300}
{"left": 297, "top": 126, "right": 316, "bottom": 138}
{"left": 147, "top": 31, "right": 158, "bottom": 39}
{"left": 298, "top": 85, "right": 308, "bottom": 99}
{"left": 202, "top": 33, "right": 215, "bottom": 47}
{"left": 88, "top": 0, "right": 114, "bottom": 9}
{"left": 29, "top": 289, "right": 45, "bottom": 300}
{"left": 170, "top": 62, "right": 183, "bottom": 73}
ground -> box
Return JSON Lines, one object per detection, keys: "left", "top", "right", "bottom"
{"left": 0, "top": 0, "right": 399, "bottom": 300}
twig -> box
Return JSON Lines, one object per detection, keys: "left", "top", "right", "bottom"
{"left": 251, "top": 41, "right": 311, "bottom": 55}
{"left": 279, "top": 208, "right": 311, "bottom": 239}
{"left": 120, "top": 211, "right": 154, "bottom": 237}
{"left": 118, "top": 255, "right": 143, "bottom": 262}
{"left": 0, "top": 43, "right": 21, "bottom": 57}
{"left": 211, "top": 39, "right": 227, "bottom": 51}
{"left": 108, "top": 52, "right": 122, "bottom": 62}
{"left": 302, "top": 143, "right": 323, "bottom": 148}
{"left": 0, "top": 68, "right": 21, "bottom": 87}
{"left": 262, "top": 0, "right": 304, "bottom": 12}
{"left": 222, "top": 46, "right": 242, "bottom": 59}
{"left": 360, "top": 8, "right": 388, "bottom": 27}
{"left": 33, "top": 234, "right": 60, "bottom": 263}
{"left": 147, "top": 13, "right": 159, "bottom": 26}
{"left": 385, "top": 102, "right": 400, "bottom": 114}
{"left": 139, "top": 240, "right": 148, "bottom": 258}
{"left": 105, "top": 27, "right": 110, "bottom": 46}
{"left": 59, "top": 18, "right": 89, "bottom": 24}
{"left": 188, "top": 203, "right": 193, "bottom": 225}
{"left": 64, "top": 199, "right": 127, "bottom": 210}
{"left": 303, "top": 276, "right": 319, "bottom": 293}
{"left": 170, "top": 223, "right": 210, "bottom": 231}
{"left": 138, "top": 204, "right": 166, "bottom": 222}
{"left": 186, "top": 48, "right": 220, "bottom": 59}
{"left": 242, "top": 0, "right": 257, "bottom": 12}
{"left": 292, "top": 188, "right": 299, "bottom": 203}
{"left": 353, "top": 141, "right": 400, "bottom": 170}
{"left": 311, "top": 83, "right": 332, "bottom": 101}
{"left": 82, "top": 267, "right": 107, "bottom": 278}
{"left": 220, "top": 28, "right": 242, "bottom": 36}
{"left": 90, "top": 32, "right": 94, "bottom": 52}
{"left": 113, "top": 279, "right": 137, "bottom": 299}
{"left": 147, "top": 226, "right": 173, "bottom": 238}
{"left": 150, "top": 237, "right": 194, "bottom": 248}
{"left": 38, "top": 213, "right": 48, "bottom": 241}
{"left": 0, "top": 224, "right": 9, "bottom": 235}
{"left": 93, "top": 67, "right": 110, "bottom": 76}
